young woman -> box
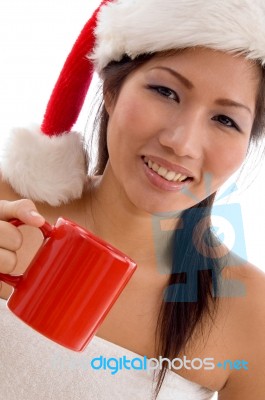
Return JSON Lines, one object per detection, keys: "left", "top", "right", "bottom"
{"left": 0, "top": 1, "right": 265, "bottom": 399}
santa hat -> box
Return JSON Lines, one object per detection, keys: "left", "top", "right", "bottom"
{"left": 1, "top": 0, "right": 265, "bottom": 206}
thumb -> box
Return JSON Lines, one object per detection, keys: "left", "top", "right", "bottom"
{"left": 0, "top": 199, "right": 46, "bottom": 227}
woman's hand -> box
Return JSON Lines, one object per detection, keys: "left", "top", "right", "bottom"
{"left": 0, "top": 199, "right": 45, "bottom": 275}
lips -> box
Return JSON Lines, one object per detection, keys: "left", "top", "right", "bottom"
{"left": 143, "top": 155, "right": 194, "bottom": 180}
{"left": 141, "top": 156, "right": 193, "bottom": 192}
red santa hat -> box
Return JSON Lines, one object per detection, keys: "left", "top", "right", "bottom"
{"left": 1, "top": 0, "right": 265, "bottom": 206}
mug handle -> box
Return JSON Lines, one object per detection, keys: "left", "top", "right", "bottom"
{"left": 0, "top": 218, "right": 53, "bottom": 288}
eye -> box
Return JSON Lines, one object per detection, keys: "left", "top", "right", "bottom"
{"left": 212, "top": 115, "right": 240, "bottom": 132}
{"left": 148, "top": 85, "right": 179, "bottom": 102}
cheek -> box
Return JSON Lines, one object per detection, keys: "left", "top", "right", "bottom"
{"left": 110, "top": 94, "right": 144, "bottom": 128}
{"left": 106, "top": 96, "right": 146, "bottom": 165}
{"left": 209, "top": 139, "right": 249, "bottom": 183}
{"left": 108, "top": 90, "right": 162, "bottom": 144}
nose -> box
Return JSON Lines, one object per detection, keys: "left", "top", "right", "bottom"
{"left": 158, "top": 112, "right": 203, "bottom": 159}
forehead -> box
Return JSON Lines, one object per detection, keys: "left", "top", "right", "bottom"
{"left": 139, "top": 47, "right": 261, "bottom": 101}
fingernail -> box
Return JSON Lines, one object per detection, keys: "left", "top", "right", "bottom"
{"left": 29, "top": 210, "right": 43, "bottom": 218}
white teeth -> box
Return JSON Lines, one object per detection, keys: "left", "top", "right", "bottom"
{"left": 144, "top": 157, "right": 190, "bottom": 182}
{"left": 165, "top": 171, "right": 176, "bottom": 181}
{"left": 179, "top": 175, "right": 187, "bottom": 182}
{"left": 157, "top": 167, "right": 167, "bottom": 177}
{"left": 173, "top": 173, "right": 182, "bottom": 182}
{"left": 152, "top": 162, "right": 159, "bottom": 172}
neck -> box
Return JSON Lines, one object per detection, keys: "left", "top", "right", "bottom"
{"left": 85, "top": 167, "right": 179, "bottom": 275}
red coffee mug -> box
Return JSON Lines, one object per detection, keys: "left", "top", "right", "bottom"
{"left": 0, "top": 217, "right": 137, "bottom": 351}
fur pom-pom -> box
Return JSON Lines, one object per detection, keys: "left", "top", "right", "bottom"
{"left": 0, "top": 126, "right": 87, "bottom": 206}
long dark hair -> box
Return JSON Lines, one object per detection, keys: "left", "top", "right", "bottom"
{"left": 85, "top": 52, "right": 265, "bottom": 398}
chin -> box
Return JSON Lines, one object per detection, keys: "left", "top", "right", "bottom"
{"left": 131, "top": 197, "right": 194, "bottom": 216}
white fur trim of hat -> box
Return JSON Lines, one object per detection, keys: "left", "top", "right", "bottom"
{"left": 92, "top": 0, "right": 265, "bottom": 71}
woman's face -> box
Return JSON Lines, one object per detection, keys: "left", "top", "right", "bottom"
{"left": 104, "top": 47, "right": 260, "bottom": 214}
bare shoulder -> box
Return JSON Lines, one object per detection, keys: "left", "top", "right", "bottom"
{"left": 0, "top": 170, "right": 56, "bottom": 221}
{"left": 218, "top": 258, "right": 265, "bottom": 399}
{"left": 0, "top": 170, "right": 90, "bottom": 223}
{"left": 0, "top": 171, "right": 22, "bottom": 201}
{"left": 221, "top": 255, "right": 265, "bottom": 312}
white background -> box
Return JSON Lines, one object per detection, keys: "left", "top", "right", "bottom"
{"left": 0, "top": 0, "right": 264, "bottom": 276}
{"left": 0, "top": 2, "right": 264, "bottom": 399}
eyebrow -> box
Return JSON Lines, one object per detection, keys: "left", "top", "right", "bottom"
{"left": 150, "top": 66, "right": 252, "bottom": 116}
{"left": 150, "top": 66, "right": 194, "bottom": 90}
{"left": 215, "top": 99, "right": 252, "bottom": 116}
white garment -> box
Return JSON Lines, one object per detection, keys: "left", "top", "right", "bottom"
{"left": 0, "top": 299, "right": 216, "bottom": 400}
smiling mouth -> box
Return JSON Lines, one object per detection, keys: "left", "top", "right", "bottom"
{"left": 143, "top": 156, "right": 193, "bottom": 183}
